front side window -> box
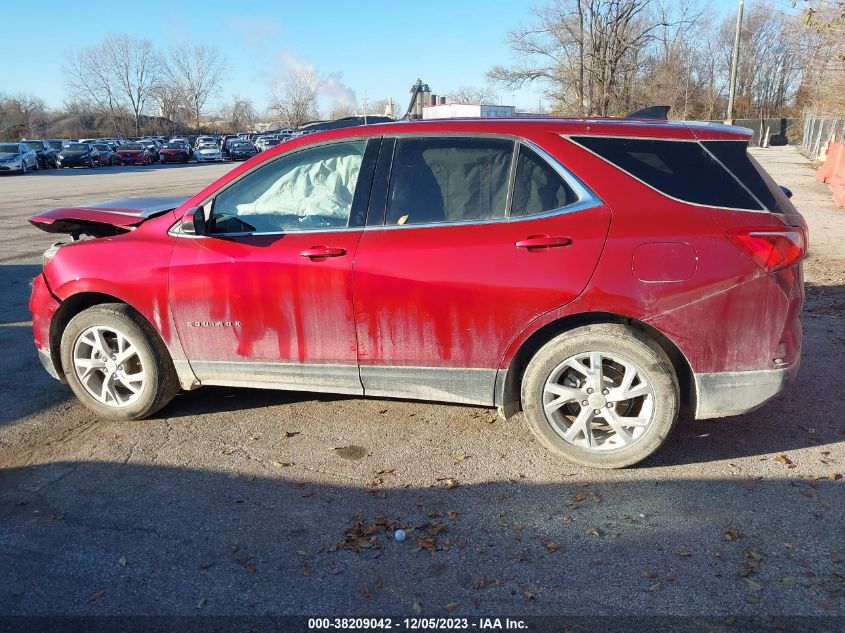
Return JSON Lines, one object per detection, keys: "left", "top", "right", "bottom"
{"left": 210, "top": 140, "right": 365, "bottom": 234}
{"left": 386, "top": 137, "right": 513, "bottom": 225}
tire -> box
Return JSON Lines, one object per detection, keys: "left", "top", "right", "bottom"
{"left": 520, "top": 324, "right": 679, "bottom": 469}
{"left": 60, "top": 303, "right": 180, "bottom": 420}
{"left": 32, "top": 160, "right": 39, "bottom": 172}
{"left": 20, "top": 162, "right": 26, "bottom": 175}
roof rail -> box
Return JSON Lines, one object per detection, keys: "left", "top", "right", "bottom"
{"left": 625, "top": 106, "right": 671, "bottom": 120}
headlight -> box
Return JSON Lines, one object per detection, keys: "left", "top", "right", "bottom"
{"left": 43, "top": 242, "right": 64, "bottom": 268}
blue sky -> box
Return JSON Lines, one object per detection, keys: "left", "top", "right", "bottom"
{"left": 2, "top": 0, "right": 559, "bottom": 116}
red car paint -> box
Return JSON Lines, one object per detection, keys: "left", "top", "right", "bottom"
{"left": 29, "top": 117, "right": 805, "bottom": 421}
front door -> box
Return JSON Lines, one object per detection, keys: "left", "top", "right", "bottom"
{"left": 169, "top": 138, "right": 378, "bottom": 394}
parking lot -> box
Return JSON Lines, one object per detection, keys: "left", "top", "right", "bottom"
{"left": 0, "top": 147, "right": 843, "bottom": 619}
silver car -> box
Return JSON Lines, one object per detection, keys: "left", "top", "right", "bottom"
{"left": 0, "top": 142, "right": 38, "bottom": 174}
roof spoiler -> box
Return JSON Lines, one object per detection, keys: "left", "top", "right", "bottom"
{"left": 625, "top": 105, "right": 671, "bottom": 120}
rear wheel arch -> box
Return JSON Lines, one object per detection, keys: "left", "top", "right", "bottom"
{"left": 497, "top": 311, "right": 695, "bottom": 419}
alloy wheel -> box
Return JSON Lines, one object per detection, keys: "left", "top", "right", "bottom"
{"left": 72, "top": 325, "right": 146, "bottom": 407}
{"left": 542, "top": 351, "right": 655, "bottom": 452}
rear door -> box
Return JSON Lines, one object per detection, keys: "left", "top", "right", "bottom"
{"left": 352, "top": 136, "right": 611, "bottom": 405}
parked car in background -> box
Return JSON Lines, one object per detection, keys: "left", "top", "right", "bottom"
{"left": 26, "top": 116, "right": 807, "bottom": 468}
{"left": 92, "top": 143, "right": 116, "bottom": 166}
{"left": 57, "top": 143, "right": 99, "bottom": 168}
{"left": 195, "top": 142, "right": 223, "bottom": 162}
{"left": 0, "top": 142, "right": 38, "bottom": 174}
{"left": 159, "top": 142, "right": 190, "bottom": 164}
{"left": 139, "top": 139, "right": 160, "bottom": 162}
{"left": 23, "top": 140, "right": 58, "bottom": 169}
{"left": 228, "top": 140, "right": 257, "bottom": 161}
{"left": 114, "top": 142, "right": 152, "bottom": 166}
{"left": 195, "top": 136, "right": 217, "bottom": 149}
{"left": 256, "top": 138, "right": 282, "bottom": 152}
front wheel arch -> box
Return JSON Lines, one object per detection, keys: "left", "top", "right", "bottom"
{"left": 497, "top": 311, "right": 695, "bottom": 420}
{"left": 49, "top": 293, "right": 161, "bottom": 377}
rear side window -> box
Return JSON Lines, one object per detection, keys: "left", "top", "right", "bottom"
{"left": 511, "top": 145, "right": 578, "bottom": 217}
{"left": 702, "top": 141, "right": 790, "bottom": 213}
{"left": 386, "top": 137, "right": 513, "bottom": 225}
{"left": 570, "top": 136, "right": 762, "bottom": 210}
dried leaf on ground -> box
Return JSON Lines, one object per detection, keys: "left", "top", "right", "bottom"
{"left": 444, "top": 601, "right": 460, "bottom": 611}
{"left": 88, "top": 590, "right": 105, "bottom": 603}
{"left": 724, "top": 528, "right": 742, "bottom": 541}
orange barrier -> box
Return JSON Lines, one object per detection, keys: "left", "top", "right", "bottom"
{"left": 816, "top": 142, "right": 843, "bottom": 183}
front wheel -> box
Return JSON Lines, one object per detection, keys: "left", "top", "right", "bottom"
{"left": 60, "top": 303, "right": 180, "bottom": 420}
{"left": 521, "top": 324, "right": 679, "bottom": 469}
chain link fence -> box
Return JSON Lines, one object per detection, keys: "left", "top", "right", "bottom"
{"left": 801, "top": 115, "right": 845, "bottom": 160}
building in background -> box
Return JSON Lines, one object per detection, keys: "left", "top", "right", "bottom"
{"left": 422, "top": 103, "right": 516, "bottom": 119}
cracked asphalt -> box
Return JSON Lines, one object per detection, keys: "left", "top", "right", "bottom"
{"left": 0, "top": 148, "right": 842, "bottom": 622}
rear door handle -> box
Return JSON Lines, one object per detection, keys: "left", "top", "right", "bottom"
{"left": 300, "top": 245, "right": 347, "bottom": 259}
{"left": 515, "top": 235, "right": 572, "bottom": 250}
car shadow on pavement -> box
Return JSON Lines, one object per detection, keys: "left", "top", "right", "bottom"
{"left": 0, "top": 265, "right": 70, "bottom": 426}
{"left": 162, "top": 386, "right": 353, "bottom": 418}
{"left": 0, "top": 460, "right": 841, "bottom": 618}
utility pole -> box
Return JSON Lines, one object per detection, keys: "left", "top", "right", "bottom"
{"left": 725, "top": 0, "right": 745, "bottom": 124}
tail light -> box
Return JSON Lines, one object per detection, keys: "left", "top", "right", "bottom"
{"left": 726, "top": 227, "right": 806, "bottom": 273}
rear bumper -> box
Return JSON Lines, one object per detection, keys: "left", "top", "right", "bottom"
{"left": 693, "top": 361, "right": 799, "bottom": 419}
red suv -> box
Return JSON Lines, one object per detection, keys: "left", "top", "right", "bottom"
{"left": 28, "top": 117, "right": 806, "bottom": 468}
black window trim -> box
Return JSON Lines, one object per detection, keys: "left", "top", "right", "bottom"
{"left": 363, "top": 132, "right": 603, "bottom": 232}
{"left": 563, "top": 133, "right": 767, "bottom": 212}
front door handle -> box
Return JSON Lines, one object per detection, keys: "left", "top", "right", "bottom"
{"left": 300, "top": 245, "right": 347, "bottom": 259}
{"left": 515, "top": 235, "right": 572, "bottom": 250}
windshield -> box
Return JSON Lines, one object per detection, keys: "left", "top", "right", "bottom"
{"left": 94, "top": 144, "right": 110, "bottom": 151}
{"left": 120, "top": 143, "right": 144, "bottom": 150}
{"left": 265, "top": 139, "right": 281, "bottom": 146}
{"left": 200, "top": 143, "right": 218, "bottom": 149}
{"left": 163, "top": 143, "right": 184, "bottom": 149}
{"left": 0, "top": 144, "right": 20, "bottom": 153}
{"left": 66, "top": 144, "right": 88, "bottom": 151}
{"left": 25, "top": 141, "right": 42, "bottom": 150}
{"left": 232, "top": 143, "right": 252, "bottom": 149}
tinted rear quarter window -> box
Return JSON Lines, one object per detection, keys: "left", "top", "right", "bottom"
{"left": 702, "top": 141, "right": 791, "bottom": 213}
{"left": 571, "top": 136, "right": 762, "bottom": 210}
{"left": 387, "top": 137, "right": 513, "bottom": 225}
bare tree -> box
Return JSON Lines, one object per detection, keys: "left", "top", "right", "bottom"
{"left": 64, "top": 35, "right": 160, "bottom": 136}
{"left": 329, "top": 101, "right": 357, "bottom": 119}
{"left": 7, "top": 93, "right": 46, "bottom": 137}
{"left": 220, "top": 97, "right": 257, "bottom": 129}
{"left": 165, "top": 44, "right": 228, "bottom": 129}
{"left": 447, "top": 85, "right": 500, "bottom": 104}
{"left": 268, "top": 68, "right": 324, "bottom": 129}
{"left": 488, "top": 0, "right": 694, "bottom": 116}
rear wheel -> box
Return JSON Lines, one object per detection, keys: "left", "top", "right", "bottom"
{"left": 521, "top": 324, "right": 679, "bottom": 469}
{"left": 60, "top": 304, "right": 179, "bottom": 420}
